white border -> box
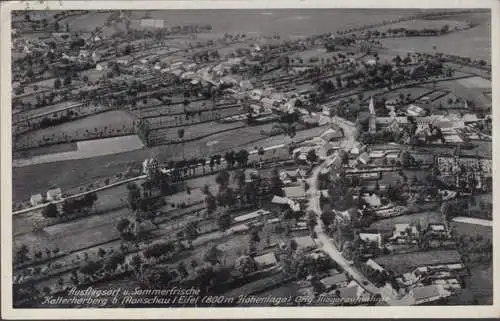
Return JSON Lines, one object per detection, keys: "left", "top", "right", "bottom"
{"left": 1, "top": 0, "right": 499, "bottom": 319}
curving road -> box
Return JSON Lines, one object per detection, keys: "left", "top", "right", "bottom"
{"left": 306, "top": 116, "right": 398, "bottom": 303}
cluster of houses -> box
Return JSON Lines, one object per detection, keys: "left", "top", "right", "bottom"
{"left": 30, "top": 187, "right": 63, "bottom": 206}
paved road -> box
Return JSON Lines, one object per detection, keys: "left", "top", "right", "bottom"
{"left": 305, "top": 117, "right": 398, "bottom": 302}
{"left": 452, "top": 216, "right": 492, "bottom": 227}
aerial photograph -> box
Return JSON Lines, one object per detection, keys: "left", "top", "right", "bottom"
{"left": 11, "top": 9, "right": 492, "bottom": 308}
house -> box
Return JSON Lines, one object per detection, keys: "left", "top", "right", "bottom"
{"left": 78, "top": 50, "right": 90, "bottom": 59}
{"left": 320, "top": 127, "right": 344, "bottom": 142}
{"left": 142, "top": 158, "right": 159, "bottom": 176}
{"left": 365, "top": 258, "right": 385, "bottom": 272}
{"left": 46, "top": 188, "right": 62, "bottom": 202}
{"left": 271, "top": 195, "right": 301, "bottom": 212}
{"left": 91, "top": 51, "right": 101, "bottom": 63}
{"left": 239, "top": 80, "right": 253, "bottom": 91}
{"left": 96, "top": 62, "right": 109, "bottom": 71}
{"left": 253, "top": 252, "right": 278, "bottom": 269}
{"left": 30, "top": 194, "right": 43, "bottom": 206}
{"left": 407, "top": 104, "right": 427, "bottom": 117}
{"left": 279, "top": 169, "right": 305, "bottom": 183}
{"left": 411, "top": 285, "right": 452, "bottom": 305}
{"left": 323, "top": 280, "right": 368, "bottom": 305}
{"left": 375, "top": 206, "right": 405, "bottom": 218}
{"left": 117, "top": 58, "right": 131, "bottom": 65}
{"left": 427, "top": 223, "right": 447, "bottom": 235}
{"left": 293, "top": 236, "right": 316, "bottom": 252}
{"left": 357, "top": 152, "right": 371, "bottom": 165}
{"left": 389, "top": 223, "right": 419, "bottom": 244}
{"left": 320, "top": 273, "right": 350, "bottom": 290}
{"left": 359, "top": 232, "right": 383, "bottom": 248}
{"left": 362, "top": 193, "right": 382, "bottom": 208}
{"left": 334, "top": 208, "right": 360, "bottom": 225}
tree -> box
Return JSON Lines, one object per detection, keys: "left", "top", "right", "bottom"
{"left": 98, "top": 248, "right": 106, "bottom": 258}
{"left": 190, "top": 259, "right": 198, "bottom": 271}
{"left": 215, "top": 170, "right": 230, "bottom": 189}
{"left": 307, "top": 149, "right": 318, "bottom": 163}
{"left": 250, "top": 229, "right": 261, "bottom": 244}
{"left": 79, "top": 260, "right": 102, "bottom": 276}
{"left": 217, "top": 212, "right": 231, "bottom": 233}
{"left": 235, "top": 256, "right": 257, "bottom": 275}
{"left": 63, "top": 76, "right": 72, "bottom": 86}
{"left": 237, "top": 149, "right": 249, "bottom": 168}
{"left": 42, "top": 203, "right": 59, "bottom": 218}
{"left": 307, "top": 211, "right": 318, "bottom": 235}
{"left": 177, "top": 261, "right": 189, "bottom": 278}
{"left": 270, "top": 167, "right": 284, "bottom": 197}
{"left": 127, "top": 183, "right": 141, "bottom": 210}
{"left": 116, "top": 218, "right": 130, "bottom": 233}
{"left": 54, "top": 78, "right": 62, "bottom": 90}
{"left": 203, "top": 245, "right": 223, "bottom": 265}
{"left": 105, "top": 252, "right": 125, "bottom": 272}
{"left": 177, "top": 128, "right": 185, "bottom": 159}
{"left": 184, "top": 221, "right": 199, "bottom": 247}
{"left": 131, "top": 254, "right": 142, "bottom": 272}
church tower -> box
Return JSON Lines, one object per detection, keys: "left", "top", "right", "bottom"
{"left": 368, "top": 96, "right": 376, "bottom": 134}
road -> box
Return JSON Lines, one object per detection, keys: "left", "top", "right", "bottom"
{"left": 305, "top": 116, "right": 398, "bottom": 302}
{"left": 451, "top": 216, "right": 492, "bottom": 227}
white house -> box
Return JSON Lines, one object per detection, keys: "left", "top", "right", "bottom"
{"left": 359, "top": 232, "right": 383, "bottom": 248}
{"left": 46, "top": 188, "right": 62, "bottom": 202}
{"left": 253, "top": 252, "right": 278, "bottom": 269}
{"left": 91, "top": 51, "right": 101, "bottom": 63}
{"left": 30, "top": 194, "right": 43, "bottom": 206}
{"left": 96, "top": 62, "right": 109, "bottom": 71}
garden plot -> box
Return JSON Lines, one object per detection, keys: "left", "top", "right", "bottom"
{"left": 13, "top": 135, "right": 144, "bottom": 167}
{"left": 147, "top": 107, "right": 243, "bottom": 129}
{"left": 149, "top": 121, "right": 246, "bottom": 144}
{"left": 15, "top": 110, "right": 137, "bottom": 149}
{"left": 457, "top": 76, "right": 492, "bottom": 89}
{"left": 376, "top": 19, "right": 464, "bottom": 32}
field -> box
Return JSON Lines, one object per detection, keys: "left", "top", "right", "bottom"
{"left": 13, "top": 135, "right": 145, "bottom": 167}
{"left": 456, "top": 76, "right": 492, "bottom": 89}
{"left": 466, "top": 265, "right": 493, "bottom": 305}
{"left": 370, "top": 211, "right": 443, "bottom": 232}
{"left": 375, "top": 19, "right": 464, "bottom": 32}
{"left": 381, "top": 21, "right": 491, "bottom": 62}
{"left": 13, "top": 143, "right": 78, "bottom": 159}
{"left": 14, "top": 110, "right": 137, "bottom": 149}
{"left": 449, "top": 221, "right": 492, "bottom": 242}
{"left": 147, "top": 107, "right": 243, "bottom": 129}
{"left": 17, "top": 100, "right": 82, "bottom": 121}
{"left": 12, "top": 122, "right": 328, "bottom": 204}
{"left": 381, "top": 86, "right": 433, "bottom": 102}
{"left": 149, "top": 120, "right": 248, "bottom": 144}
{"left": 373, "top": 250, "right": 462, "bottom": 275}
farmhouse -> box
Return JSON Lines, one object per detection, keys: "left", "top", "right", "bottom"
{"left": 30, "top": 194, "right": 43, "bottom": 206}
{"left": 253, "top": 252, "right": 278, "bottom": 269}
{"left": 46, "top": 188, "right": 62, "bottom": 202}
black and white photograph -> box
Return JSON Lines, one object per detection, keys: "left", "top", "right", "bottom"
{"left": 1, "top": 0, "right": 498, "bottom": 318}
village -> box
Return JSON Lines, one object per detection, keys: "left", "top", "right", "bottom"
{"left": 11, "top": 9, "right": 492, "bottom": 308}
